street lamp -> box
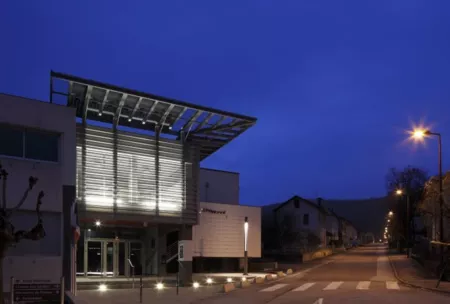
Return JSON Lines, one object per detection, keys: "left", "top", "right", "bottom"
{"left": 388, "top": 211, "right": 394, "bottom": 217}
{"left": 243, "top": 216, "right": 249, "bottom": 275}
{"left": 410, "top": 128, "right": 444, "bottom": 243}
{"left": 396, "top": 189, "right": 411, "bottom": 258}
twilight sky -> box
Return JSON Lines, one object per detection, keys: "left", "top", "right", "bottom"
{"left": 1, "top": 1, "right": 450, "bottom": 205}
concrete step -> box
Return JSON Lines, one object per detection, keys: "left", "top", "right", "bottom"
{"left": 77, "top": 279, "right": 178, "bottom": 290}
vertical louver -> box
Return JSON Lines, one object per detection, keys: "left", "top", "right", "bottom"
{"left": 76, "top": 125, "right": 198, "bottom": 224}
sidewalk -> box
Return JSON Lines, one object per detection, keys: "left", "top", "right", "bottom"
{"left": 74, "top": 286, "right": 222, "bottom": 304}
{"left": 388, "top": 253, "right": 450, "bottom": 293}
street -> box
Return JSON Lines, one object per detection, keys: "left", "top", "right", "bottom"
{"left": 197, "top": 244, "right": 449, "bottom": 304}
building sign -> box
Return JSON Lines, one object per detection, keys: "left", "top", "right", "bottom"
{"left": 200, "top": 208, "right": 226, "bottom": 215}
{"left": 179, "top": 244, "right": 184, "bottom": 260}
{"left": 178, "top": 240, "right": 193, "bottom": 262}
{"left": 14, "top": 279, "right": 60, "bottom": 304}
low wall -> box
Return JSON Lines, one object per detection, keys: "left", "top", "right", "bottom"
{"left": 249, "top": 261, "right": 278, "bottom": 272}
{"left": 302, "top": 249, "right": 333, "bottom": 262}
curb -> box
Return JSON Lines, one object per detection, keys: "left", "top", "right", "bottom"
{"left": 387, "top": 254, "right": 450, "bottom": 296}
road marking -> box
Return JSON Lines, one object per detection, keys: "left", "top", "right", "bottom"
{"left": 259, "top": 284, "right": 288, "bottom": 292}
{"left": 312, "top": 298, "right": 323, "bottom": 304}
{"left": 292, "top": 282, "right": 316, "bottom": 291}
{"left": 386, "top": 281, "right": 400, "bottom": 290}
{"left": 356, "top": 281, "right": 371, "bottom": 290}
{"left": 323, "top": 281, "right": 343, "bottom": 290}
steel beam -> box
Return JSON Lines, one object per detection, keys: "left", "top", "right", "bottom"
{"left": 143, "top": 100, "right": 159, "bottom": 124}
{"left": 100, "top": 90, "right": 110, "bottom": 114}
{"left": 114, "top": 93, "right": 128, "bottom": 128}
{"left": 82, "top": 86, "right": 93, "bottom": 123}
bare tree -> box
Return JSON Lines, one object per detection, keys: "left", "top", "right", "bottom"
{"left": 385, "top": 166, "right": 428, "bottom": 248}
{"left": 418, "top": 172, "right": 450, "bottom": 241}
{"left": 0, "top": 162, "right": 46, "bottom": 304}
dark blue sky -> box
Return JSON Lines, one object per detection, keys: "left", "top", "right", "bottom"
{"left": 2, "top": 1, "right": 450, "bottom": 205}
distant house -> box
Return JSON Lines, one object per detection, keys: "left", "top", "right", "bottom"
{"left": 262, "top": 196, "right": 329, "bottom": 255}
{"left": 320, "top": 197, "right": 391, "bottom": 241}
{"left": 324, "top": 207, "right": 340, "bottom": 245}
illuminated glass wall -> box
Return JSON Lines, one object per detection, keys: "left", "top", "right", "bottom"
{"left": 76, "top": 125, "right": 188, "bottom": 217}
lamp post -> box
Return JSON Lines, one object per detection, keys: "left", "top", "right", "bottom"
{"left": 396, "top": 189, "right": 410, "bottom": 257}
{"left": 411, "top": 129, "right": 444, "bottom": 243}
{"left": 244, "top": 216, "right": 249, "bottom": 275}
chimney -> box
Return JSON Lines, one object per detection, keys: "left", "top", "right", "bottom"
{"left": 317, "top": 197, "right": 323, "bottom": 206}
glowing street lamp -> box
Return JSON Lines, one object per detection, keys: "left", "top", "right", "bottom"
{"left": 243, "top": 216, "right": 249, "bottom": 275}
{"left": 409, "top": 127, "right": 444, "bottom": 243}
{"left": 395, "top": 189, "right": 403, "bottom": 196}
{"left": 388, "top": 211, "right": 393, "bottom": 216}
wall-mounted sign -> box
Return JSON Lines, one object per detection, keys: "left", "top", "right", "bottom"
{"left": 178, "top": 240, "right": 193, "bottom": 262}
{"left": 14, "top": 279, "right": 61, "bottom": 303}
{"left": 200, "top": 208, "right": 226, "bottom": 215}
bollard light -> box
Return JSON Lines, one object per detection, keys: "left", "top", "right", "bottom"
{"left": 193, "top": 282, "right": 200, "bottom": 289}
{"left": 98, "top": 284, "right": 107, "bottom": 292}
{"left": 156, "top": 282, "right": 164, "bottom": 290}
{"left": 206, "top": 278, "right": 213, "bottom": 284}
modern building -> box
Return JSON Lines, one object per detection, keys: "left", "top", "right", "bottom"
{"left": 1, "top": 71, "right": 258, "bottom": 293}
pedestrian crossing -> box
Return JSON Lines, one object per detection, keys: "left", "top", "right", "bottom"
{"left": 259, "top": 281, "right": 401, "bottom": 293}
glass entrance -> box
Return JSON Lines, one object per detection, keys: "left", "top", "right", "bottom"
{"left": 87, "top": 241, "right": 102, "bottom": 275}
{"left": 80, "top": 239, "right": 143, "bottom": 277}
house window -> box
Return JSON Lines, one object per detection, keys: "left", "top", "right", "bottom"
{"left": 0, "top": 124, "right": 60, "bottom": 162}
{"left": 303, "top": 214, "right": 309, "bottom": 225}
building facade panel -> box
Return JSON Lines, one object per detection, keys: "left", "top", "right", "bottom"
{"left": 192, "top": 202, "right": 261, "bottom": 258}
{"left": 199, "top": 168, "right": 239, "bottom": 205}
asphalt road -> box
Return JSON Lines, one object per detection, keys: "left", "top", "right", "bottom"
{"left": 198, "top": 244, "right": 450, "bottom": 304}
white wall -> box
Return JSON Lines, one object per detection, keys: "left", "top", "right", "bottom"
{"left": 326, "top": 215, "right": 339, "bottom": 240}
{"left": 192, "top": 202, "right": 261, "bottom": 258}
{"left": 199, "top": 168, "right": 239, "bottom": 205}
{"left": 0, "top": 94, "right": 76, "bottom": 290}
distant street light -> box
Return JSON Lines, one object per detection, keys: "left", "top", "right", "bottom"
{"left": 410, "top": 128, "right": 444, "bottom": 243}
{"left": 396, "top": 188, "right": 411, "bottom": 258}
{"left": 388, "top": 211, "right": 394, "bottom": 216}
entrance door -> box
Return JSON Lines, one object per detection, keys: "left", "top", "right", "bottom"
{"left": 129, "top": 242, "right": 143, "bottom": 275}
{"left": 83, "top": 239, "right": 143, "bottom": 277}
{"left": 105, "top": 242, "right": 114, "bottom": 276}
{"left": 87, "top": 241, "right": 102, "bottom": 276}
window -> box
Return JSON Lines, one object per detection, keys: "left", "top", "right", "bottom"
{"left": 303, "top": 213, "right": 309, "bottom": 226}
{"left": 25, "top": 130, "right": 59, "bottom": 162}
{"left": 0, "top": 124, "right": 59, "bottom": 162}
{"left": 0, "top": 124, "right": 23, "bottom": 157}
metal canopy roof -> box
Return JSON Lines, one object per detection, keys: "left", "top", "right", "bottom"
{"left": 50, "top": 71, "right": 256, "bottom": 160}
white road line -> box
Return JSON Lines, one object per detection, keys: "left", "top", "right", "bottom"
{"left": 292, "top": 282, "right": 316, "bottom": 291}
{"left": 386, "top": 281, "right": 400, "bottom": 290}
{"left": 323, "top": 281, "right": 343, "bottom": 290}
{"left": 356, "top": 281, "right": 371, "bottom": 290}
{"left": 259, "top": 284, "right": 288, "bottom": 292}
{"left": 312, "top": 298, "right": 323, "bottom": 304}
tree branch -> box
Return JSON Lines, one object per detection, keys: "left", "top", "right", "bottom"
{"left": 6, "top": 176, "right": 38, "bottom": 217}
